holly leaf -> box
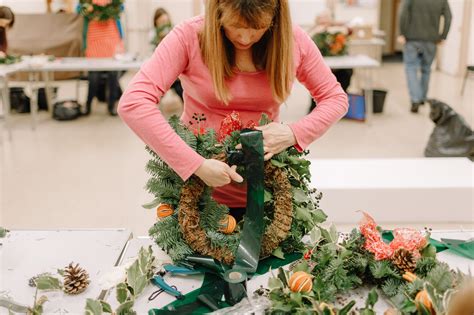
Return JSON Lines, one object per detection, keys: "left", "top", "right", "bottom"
{"left": 292, "top": 261, "right": 309, "bottom": 273}
{"left": 295, "top": 206, "right": 313, "bottom": 223}
{"left": 329, "top": 224, "right": 339, "bottom": 243}
{"left": 85, "top": 299, "right": 103, "bottom": 315}
{"left": 142, "top": 199, "right": 161, "bottom": 210}
{"left": 35, "top": 275, "right": 61, "bottom": 291}
{"left": 272, "top": 247, "right": 285, "bottom": 260}
{"left": 127, "top": 260, "right": 147, "bottom": 297}
{"left": 366, "top": 288, "right": 378, "bottom": 308}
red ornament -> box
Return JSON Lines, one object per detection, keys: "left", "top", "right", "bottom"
{"left": 218, "top": 111, "right": 243, "bottom": 142}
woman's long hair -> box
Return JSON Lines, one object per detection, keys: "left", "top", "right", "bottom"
{"left": 0, "top": 6, "right": 14, "bottom": 53}
{"left": 200, "top": 0, "right": 293, "bottom": 105}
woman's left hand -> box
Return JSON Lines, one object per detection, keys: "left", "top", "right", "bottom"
{"left": 256, "top": 123, "right": 296, "bottom": 160}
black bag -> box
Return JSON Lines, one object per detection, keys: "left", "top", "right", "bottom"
{"left": 9, "top": 87, "right": 30, "bottom": 113}
{"left": 9, "top": 87, "right": 57, "bottom": 113}
{"left": 52, "top": 100, "right": 82, "bottom": 121}
{"left": 424, "top": 99, "right": 474, "bottom": 159}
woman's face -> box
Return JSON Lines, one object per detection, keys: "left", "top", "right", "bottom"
{"left": 155, "top": 14, "right": 170, "bottom": 27}
{"left": 221, "top": 15, "right": 272, "bottom": 51}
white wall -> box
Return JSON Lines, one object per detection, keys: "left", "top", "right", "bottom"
{"left": 469, "top": 2, "right": 474, "bottom": 65}
{"left": 438, "top": 0, "right": 465, "bottom": 75}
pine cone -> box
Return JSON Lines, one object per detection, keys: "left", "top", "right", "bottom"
{"left": 392, "top": 248, "right": 417, "bottom": 273}
{"left": 63, "top": 262, "right": 90, "bottom": 295}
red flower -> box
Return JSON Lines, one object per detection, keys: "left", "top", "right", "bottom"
{"left": 218, "top": 111, "right": 243, "bottom": 142}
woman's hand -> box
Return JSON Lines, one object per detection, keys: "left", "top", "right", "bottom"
{"left": 194, "top": 159, "right": 244, "bottom": 187}
{"left": 256, "top": 123, "right": 296, "bottom": 160}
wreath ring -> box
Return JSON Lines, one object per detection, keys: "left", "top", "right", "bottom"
{"left": 178, "top": 152, "right": 294, "bottom": 265}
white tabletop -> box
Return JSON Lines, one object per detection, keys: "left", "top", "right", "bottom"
{"left": 110, "top": 230, "right": 473, "bottom": 314}
{"left": 0, "top": 61, "right": 28, "bottom": 78}
{"left": 323, "top": 54, "right": 380, "bottom": 69}
{"left": 19, "top": 57, "right": 144, "bottom": 72}
{"left": 0, "top": 229, "right": 131, "bottom": 314}
{"left": 349, "top": 38, "right": 386, "bottom": 46}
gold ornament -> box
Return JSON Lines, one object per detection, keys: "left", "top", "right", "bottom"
{"left": 156, "top": 204, "right": 174, "bottom": 218}
{"left": 288, "top": 271, "right": 313, "bottom": 293}
{"left": 63, "top": 262, "right": 90, "bottom": 295}
{"left": 219, "top": 215, "right": 236, "bottom": 234}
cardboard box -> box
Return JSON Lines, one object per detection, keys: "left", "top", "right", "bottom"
{"left": 351, "top": 25, "right": 373, "bottom": 40}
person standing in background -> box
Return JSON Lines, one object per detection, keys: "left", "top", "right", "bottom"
{"left": 0, "top": 6, "right": 14, "bottom": 53}
{"left": 79, "top": 0, "right": 124, "bottom": 116}
{"left": 398, "top": 0, "right": 451, "bottom": 113}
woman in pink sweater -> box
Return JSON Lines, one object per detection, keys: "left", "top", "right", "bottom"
{"left": 118, "top": 0, "right": 348, "bottom": 209}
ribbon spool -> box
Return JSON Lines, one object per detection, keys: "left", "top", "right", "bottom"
{"left": 223, "top": 269, "right": 248, "bottom": 306}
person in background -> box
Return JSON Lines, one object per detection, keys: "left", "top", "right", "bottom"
{"left": 80, "top": 0, "right": 124, "bottom": 116}
{"left": 398, "top": 0, "right": 451, "bottom": 113}
{"left": 307, "top": 9, "right": 352, "bottom": 113}
{"left": 118, "top": 0, "right": 348, "bottom": 220}
{"left": 150, "top": 7, "right": 183, "bottom": 102}
{"left": 0, "top": 6, "right": 14, "bottom": 53}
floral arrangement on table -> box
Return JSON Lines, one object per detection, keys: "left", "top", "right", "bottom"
{"left": 266, "top": 212, "right": 472, "bottom": 314}
{"left": 145, "top": 112, "right": 325, "bottom": 264}
{"left": 78, "top": 0, "right": 123, "bottom": 21}
{"left": 0, "top": 51, "right": 21, "bottom": 65}
{"left": 312, "top": 30, "right": 348, "bottom": 57}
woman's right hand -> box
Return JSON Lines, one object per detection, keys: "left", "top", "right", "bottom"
{"left": 194, "top": 159, "right": 243, "bottom": 187}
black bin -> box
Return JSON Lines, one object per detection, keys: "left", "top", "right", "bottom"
{"left": 371, "top": 89, "right": 387, "bottom": 113}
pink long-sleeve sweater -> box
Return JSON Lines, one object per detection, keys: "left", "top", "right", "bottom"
{"left": 118, "top": 16, "right": 348, "bottom": 208}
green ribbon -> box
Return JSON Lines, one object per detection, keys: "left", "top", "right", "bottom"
{"left": 150, "top": 130, "right": 267, "bottom": 313}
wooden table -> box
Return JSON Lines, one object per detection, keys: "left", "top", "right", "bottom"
{"left": 0, "top": 229, "right": 132, "bottom": 314}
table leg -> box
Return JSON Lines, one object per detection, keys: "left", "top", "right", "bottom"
{"left": 28, "top": 71, "right": 39, "bottom": 130}
{"left": 364, "top": 68, "right": 374, "bottom": 124}
{"left": 1, "top": 76, "right": 12, "bottom": 141}
{"left": 43, "top": 71, "right": 53, "bottom": 111}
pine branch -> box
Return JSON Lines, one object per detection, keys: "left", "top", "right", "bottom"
{"left": 369, "top": 260, "right": 400, "bottom": 280}
{"left": 381, "top": 278, "right": 405, "bottom": 297}
{"left": 426, "top": 263, "right": 453, "bottom": 293}
{"left": 415, "top": 257, "right": 437, "bottom": 277}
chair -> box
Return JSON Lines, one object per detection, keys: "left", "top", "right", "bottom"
{"left": 461, "top": 65, "right": 474, "bottom": 95}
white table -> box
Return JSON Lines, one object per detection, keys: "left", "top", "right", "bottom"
{"left": 324, "top": 54, "right": 381, "bottom": 123}
{"left": 1, "top": 57, "right": 143, "bottom": 138}
{"left": 0, "top": 61, "right": 29, "bottom": 141}
{"left": 109, "top": 230, "right": 473, "bottom": 314}
{"left": 0, "top": 229, "right": 132, "bottom": 314}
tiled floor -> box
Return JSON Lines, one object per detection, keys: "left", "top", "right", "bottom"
{"left": 1, "top": 62, "right": 473, "bottom": 235}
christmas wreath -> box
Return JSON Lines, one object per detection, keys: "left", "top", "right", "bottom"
{"left": 312, "top": 30, "right": 348, "bottom": 57}
{"left": 78, "top": 0, "right": 123, "bottom": 21}
{"left": 145, "top": 113, "right": 326, "bottom": 264}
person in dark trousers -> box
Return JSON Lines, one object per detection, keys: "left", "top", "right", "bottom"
{"left": 399, "top": 0, "right": 451, "bottom": 113}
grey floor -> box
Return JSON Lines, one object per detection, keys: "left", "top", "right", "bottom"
{"left": 1, "top": 62, "right": 473, "bottom": 235}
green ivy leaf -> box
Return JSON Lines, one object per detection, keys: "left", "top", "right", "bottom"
{"left": 85, "top": 299, "right": 103, "bottom": 315}
{"left": 116, "top": 300, "right": 135, "bottom": 315}
{"left": 268, "top": 277, "right": 284, "bottom": 290}
{"left": 116, "top": 283, "right": 128, "bottom": 304}
{"left": 312, "top": 209, "right": 328, "bottom": 224}
{"left": 366, "top": 288, "right": 378, "bottom": 308}
{"left": 271, "top": 160, "right": 287, "bottom": 168}
{"left": 272, "top": 247, "right": 285, "bottom": 260}
{"left": 309, "top": 228, "right": 321, "bottom": 246}
{"left": 292, "top": 188, "right": 307, "bottom": 203}
{"left": 264, "top": 189, "right": 273, "bottom": 203}
{"left": 292, "top": 261, "right": 309, "bottom": 273}
{"left": 295, "top": 206, "right": 313, "bottom": 223}
{"left": 100, "top": 301, "right": 113, "bottom": 313}
{"left": 142, "top": 198, "right": 161, "bottom": 209}
{"left": 35, "top": 275, "right": 61, "bottom": 291}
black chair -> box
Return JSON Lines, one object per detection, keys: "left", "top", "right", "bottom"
{"left": 461, "top": 65, "right": 474, "bottom": 95}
